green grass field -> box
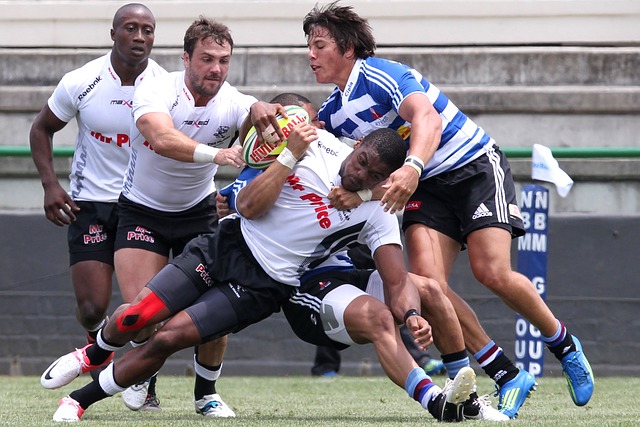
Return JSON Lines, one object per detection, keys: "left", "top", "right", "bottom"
{"left": 0, "top": 374, "right": 636, "bottom": 426}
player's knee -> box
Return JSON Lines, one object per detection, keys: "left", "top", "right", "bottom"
{"left": 373, "top": 308, "right": 396, "bottom": 333}
{"left": 419, "top": 276, "right": 446, "bottom": 300}
{"left": 116, "top": 307, "right": 145, "bottom": 333}
{"left": 76, "top": 304, "right": 108, "bottom": 329}
{"left": 476, "top": 269, "right": 508, "bottom": 292}
{"left": 115, "top": 293, "right": 166, "bottom": 333}
{"left": 146, "top": 328, "right": 183, "bottom": 359}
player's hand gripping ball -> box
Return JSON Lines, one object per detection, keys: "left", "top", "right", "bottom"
{"left": 242, "top": 105, "right": 310, "bottom": 169}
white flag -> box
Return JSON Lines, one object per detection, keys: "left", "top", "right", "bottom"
{"left": 531, "top": 144, "right": 574, "bottom": 198}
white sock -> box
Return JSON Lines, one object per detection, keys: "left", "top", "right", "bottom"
{"left": 194, "top": 354, "right": 222, "bottom": 381}
{"left": 98, "top": 363, "right": 126, "bottom": 396}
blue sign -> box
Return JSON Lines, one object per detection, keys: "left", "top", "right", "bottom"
{"left": 515, "top": 184, "right": 549, "bottom": 377}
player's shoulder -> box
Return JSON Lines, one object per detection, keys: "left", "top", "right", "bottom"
{"left": 361, "top": 56, "right": 415, "bottom": 82}
{"left": 216, "top": 82, "right": 257, "bottom": 108}
{"left": 143, "top": 58, "right": 168, "bottom": 76}
{"left": 306, "top": 129, "right": 352, "bottom": 163}
{"left": 136, "top": 70, "right": 182, "bottom": 94}
{"left": 58, "top": 53, "right": 109, "bottom": 86}
{"left": 363, "top": 56, "right": 407, "bottom": 71}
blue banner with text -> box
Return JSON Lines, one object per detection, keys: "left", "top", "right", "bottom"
{"left": 515, "top": 184, "right": 549, "bottom": 377}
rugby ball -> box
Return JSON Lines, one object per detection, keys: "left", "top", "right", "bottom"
{"left": 242, "top": 105, "right": 310, "bottom": 169}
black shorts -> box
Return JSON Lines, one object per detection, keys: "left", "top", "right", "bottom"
{"left": 115, "top": 194, "right": 218, "bottom": 257}
{"left": 158, "top": 217, "right": 291, "bottom": 341}
{"left": 402, "top": 146, "right": 525, "bottom": 245}
{"left": 282, "top": 268, "right": 374, "bottom": 350}
{"left": 67, "top": 201, "right": 119, "bottom": 266}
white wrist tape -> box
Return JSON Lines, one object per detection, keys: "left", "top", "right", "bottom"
{"left": 276, "top": 147, "right": 298, "bottom": 169}
{"left": 404, "top": 155, "right": 425, "bottom": 175}
{"left": 193, "top": 144, "right": 220, "bottom": 163}
{"left": 357, "top": 188, "right": 373, "bottom": 202}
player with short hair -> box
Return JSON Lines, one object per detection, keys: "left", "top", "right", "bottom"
{"left": 42, "top": 115, "right": 476, "bottom": 423}
{"left": 302, "top": 1, "right": 594, "bottom": 419}
{"left": 29, "top": 1, "right": 166, "bottom": 408}
{"left": 219, "top": 92, "right": 502, "bottom": 421}
{"left": 106, "top": 16, "right": 285, "bottom": 417}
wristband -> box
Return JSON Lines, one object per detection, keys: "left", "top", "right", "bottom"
{"left": 193, "top": 144, "right": 220, "bottom": 163}
{"left": 357, "top": 188, "right": 373, "bottom": 202}
{"left": 403, "top": 309, "right": 420, "bottom": 323}
{"left": 276, "top": 147, "right": 298, "bottom": 169}
{"left": 404, "top": 155, "right": 424, "bottom": 176}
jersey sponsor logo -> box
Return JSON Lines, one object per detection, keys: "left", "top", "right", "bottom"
{"left": 404, "top": 201, "right": 421, "bottom": 211}
{"left": 195, "top": 263, "right": 213, "bottom": 287}
{"left": 369, "top": 107, "right": 390, "bottom": 127}
{"left": 126, "top": 225, "right": 155, "bottom": 243}
{"left": 90, "top": 131, "right": 130, "bottom": 148}
{"left": 286, "top": 173, "right": 333, "bottom": 229}
{"left": 472, "top": 203, "right": 493, "bottom": 220}
{"left": 317, "top": 140, "right": 339, "bottom": 157}
{"left": 343, "top": 80, "right": 355, "bottom": 98}
{"left": 182, "top": 119, "right": 210, "bottom": 128}
{"left": 77, "top": 76, "right": 102, "bottom": 101}
{"left": 83, "top": 224, "right": 107, "bottom": 245}
{"left": 182, "top": 87, "right": 192, "bottom": 102}
{"left": 109, "top": 99, "right": 133, "bottom": 108}
{"left": 107, "top": 66, "right": 117, "bottom": 81}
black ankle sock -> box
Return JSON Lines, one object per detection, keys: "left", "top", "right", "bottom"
{"left": 548, "top": 334, "right": 576, "bottom": 361}
{"left": 85, "top": 345, "right": 112, "bottom": 366}
{"left": 483, "top": 353, "right": 519, "bottom": 388}
{"left": 194, "top": 376, "right": 216, "bottom": 400}
{"left": 70, "top": 380, "right": 109, "bottom": 409}
{"left": 148, "top": 374, "right": 158, "bottom": 395}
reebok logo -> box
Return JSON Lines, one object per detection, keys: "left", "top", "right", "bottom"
{"left": 472, "top": 203, "right": 493, "bottom": 220}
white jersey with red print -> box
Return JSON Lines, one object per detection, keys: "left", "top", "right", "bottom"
{"left": 48, "top": 53, "right": 166, "bottom": 202}
{"left": 238, "top": 128, "right": 402, "bottom": 286}
{"left": 122, "top": 72, "right": 256, "bottom": 212}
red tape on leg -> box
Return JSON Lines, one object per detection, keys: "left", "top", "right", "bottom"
{"left": 116, "top": 292, "right": 166, "bottom": 333}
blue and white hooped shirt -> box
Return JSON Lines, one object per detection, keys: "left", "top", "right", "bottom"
{"left": 318, "top": 57, "right": 495, "bottom": 179}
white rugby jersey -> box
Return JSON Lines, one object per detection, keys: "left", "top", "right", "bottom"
{"left": 123, "top": 72, "right": 256, "bottom": 211}
{"left": 48, "top": 53, "right": 166, "bottom": 202}
{"left": 318, "top": 57, "right": 495, "bottom": 179}
{"left": 238, "top": 129, "right": 402, "bottom": 286}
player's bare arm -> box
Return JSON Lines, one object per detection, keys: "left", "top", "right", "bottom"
{"left": 136, "top": 111, "right": 243, "bottom": 167}
{"left": 328, "top": 179, "right": 388, "bottom": 211}
{"left": 29, "top": 105, "right": 80, "bottom": 225}
{"left": 236, "top": 122, "right": 317, "bottom": 218}
{"left": 380, "top": 94, "right": 441, "bottom": 214}
{"left": 373, "top": 244, "right": 426, "bottom": 332}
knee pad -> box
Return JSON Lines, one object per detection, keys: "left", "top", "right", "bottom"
{"left": 116, "top": 292, "right": 165, "bottom": 333}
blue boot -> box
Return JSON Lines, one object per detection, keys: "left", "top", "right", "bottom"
{"left": 562, "top": 335, "right": 594, "bottom": 406}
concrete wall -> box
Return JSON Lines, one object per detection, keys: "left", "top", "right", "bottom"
{"left": 2, "top": 46, "right": 639, "bottom": 213}
{"left": 1, "top": 213, "right": 638, "bottom": 377}
{"left": 1, "top": 0, "right": 638, "bottom": 48}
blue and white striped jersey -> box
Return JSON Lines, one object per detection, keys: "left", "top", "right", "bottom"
{"left": 318, "top": 57, "right": 495, "bottom": 179}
